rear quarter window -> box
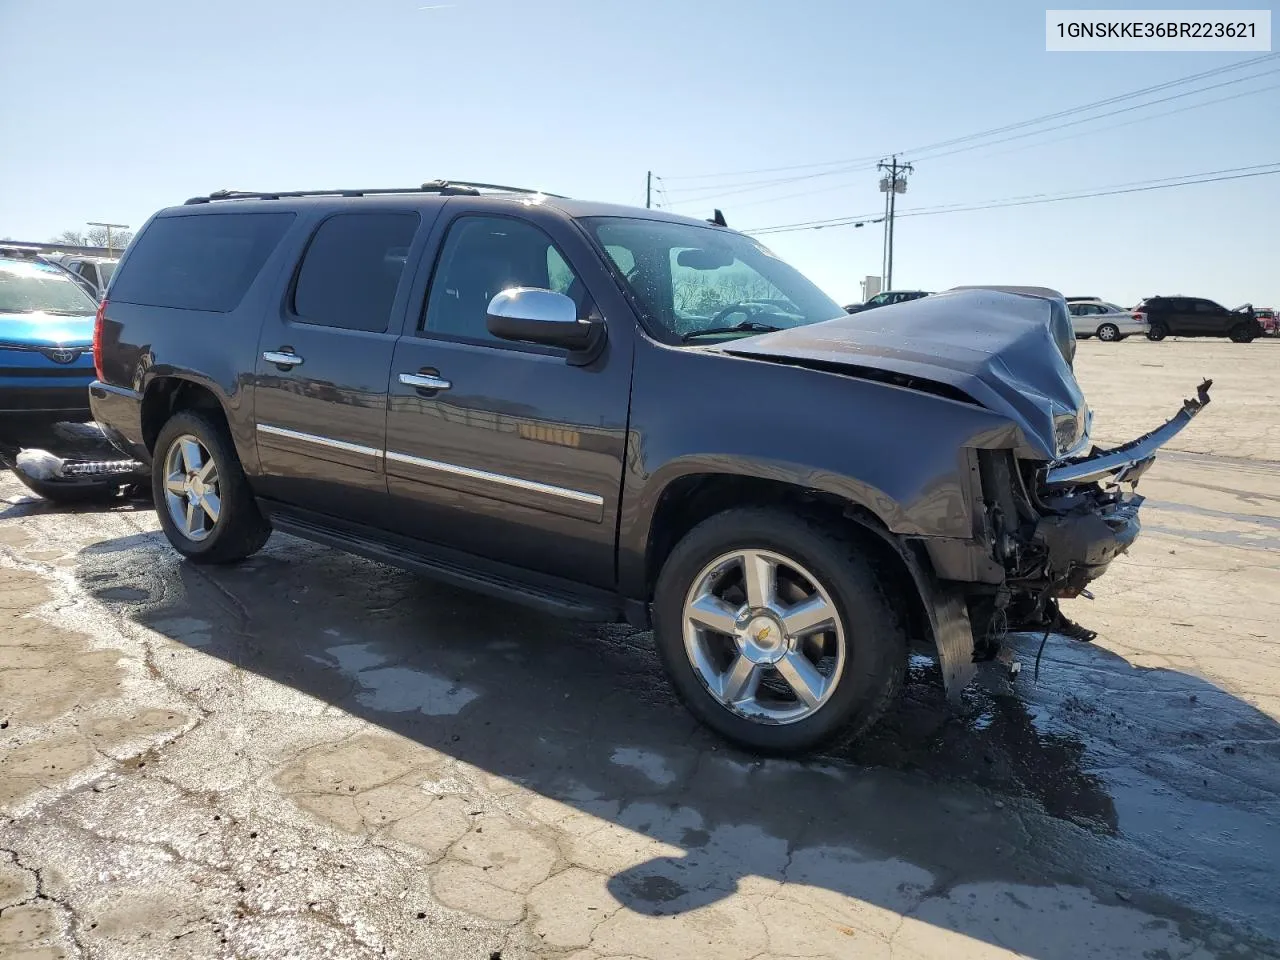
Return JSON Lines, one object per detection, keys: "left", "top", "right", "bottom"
{"left": 110, "top": 212, "right": 295, "bottom": 312}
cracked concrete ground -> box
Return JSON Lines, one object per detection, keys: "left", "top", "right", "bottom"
{"left": 1, "top": 338, "right": 1278, "bottom": 959}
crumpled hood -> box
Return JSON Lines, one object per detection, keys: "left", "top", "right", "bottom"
{"left": 0, "top": 311, "right": 95, "bottom": 347}
{"left": 726, "top": 289, "right": 1087, "bottom": 460}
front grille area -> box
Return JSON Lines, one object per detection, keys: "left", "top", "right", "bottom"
{"left": 0, "top": 366, "right": 94, "bottom": 378}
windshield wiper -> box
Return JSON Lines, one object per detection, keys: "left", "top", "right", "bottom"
{"left": 681, "top": 320, "right": 782, "bottom": 342}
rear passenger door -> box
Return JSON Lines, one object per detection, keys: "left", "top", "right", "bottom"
{"left": 1163, "top": 298, "right": 1193, "bottom": 335}
{"left": 252, "top": 209, "right": 429, "bottom": 526}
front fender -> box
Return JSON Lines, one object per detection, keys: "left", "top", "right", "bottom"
{"left": 618, "top": 341, "right": 1021, "bottom": 598}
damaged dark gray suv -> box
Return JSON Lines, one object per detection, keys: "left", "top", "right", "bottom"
{"left": 88, "top": 181, "right": 1212, "bottom": 754}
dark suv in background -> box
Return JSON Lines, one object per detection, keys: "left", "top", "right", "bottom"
{"left": 1135, "top": 296, "right": 1261, "bottom": 342}
{"left": 89, "top": 181, "right": 1209, "bottom": 754}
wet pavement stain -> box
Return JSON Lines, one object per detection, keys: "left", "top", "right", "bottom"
{"left": 1143, "top": 524, "right": 1280, "bottom": 551}
{"left": 828, "top": 659, "right": 1119, "bottom": 831}
{"left": 617, "top": 873, "right": 690, "bottom": 906}
{"left": 1149, "top": 500, "right": 1280, "bottom": 531}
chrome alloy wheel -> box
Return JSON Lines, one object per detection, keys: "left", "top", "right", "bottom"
{"left": 163, "top": 434, "right": 221, "bottom": 542}
{"left": 681, "top": 549, "right": 846, "bottom": 724}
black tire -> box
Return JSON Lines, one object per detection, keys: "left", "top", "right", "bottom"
{"left": 1096, "top": 323, "right": 1120, "bottom": 342}
{"left": 652, "top": 507, "right": 907, "bottom": 755}
{"left": 1229, "top": 323, "right": 1255, "bottom": 344}
{"left": 1147, "top": 322, "right": 1168, "bottom": 342}
{"left": 152, "top": 410, "right": 271, "bottom": 564}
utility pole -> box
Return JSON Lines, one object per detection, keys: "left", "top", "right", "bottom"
{"left": 646, "top": 171, "right": 652, "bottom": 209}
{"left": 876, "top": 157, "right": 913, "bottom": 291}
{"left": 88, "top": 221, "right": 130, "bottom": 257}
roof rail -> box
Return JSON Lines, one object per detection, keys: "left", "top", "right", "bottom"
{"left": 183, "top": 180, "right": 565, "bottom": 205}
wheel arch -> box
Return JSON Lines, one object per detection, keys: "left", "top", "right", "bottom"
{"left": 637, "top": 473, "right": 935, "bottom": 654}
{"left": 140, "top": 376, "right": 228, "bottom": 454}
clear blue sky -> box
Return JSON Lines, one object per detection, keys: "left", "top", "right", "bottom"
{"left": 1, "top": 0, "right": 1276, "bottom": 307}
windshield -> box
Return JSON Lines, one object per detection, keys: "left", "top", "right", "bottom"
{"left": 0, "top": 261, "right": 99, "bottom": 315}
{"left": 585, "top": 217, "right": 844, "bottom": 341}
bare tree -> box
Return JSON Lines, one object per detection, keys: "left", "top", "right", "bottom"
{"left": 48, "top": 228, "right": 134, "bottom": 250}
{"left": 86, "top": 225, "right": 133, "bottom": 249}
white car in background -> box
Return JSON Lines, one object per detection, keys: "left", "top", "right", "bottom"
{"left": 40, "top": 254, "right": 118, "bottom": 299}
{"left": 1067, "top": 300, "right": 1147, "bottom": 342}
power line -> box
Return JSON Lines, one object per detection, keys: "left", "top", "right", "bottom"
{"left": 664, "top": 65, "right": 1280, "bottom": 209}
{"left": 663, "top": 78, "right": 1280, "bottom": 214}
{"left": 911, "top": 66, "right": 1280, "bottom": 163}
{"left": 749, "top": 163, "right": 1280, "bottom": 234}
{"left": 746, "top": 162, "right": 1280, "bottom": 235}
{"left": 654, "top": 160, "right": 880, "bottom": 201}
{"left": 900, "top": 52, "right": 1278, "bottom": 157}
{"left": 654, "top": 52, "right": 1279, "bottom": 192}
{"left": 945, "top": 80, "right": 1280, "bottom": 164}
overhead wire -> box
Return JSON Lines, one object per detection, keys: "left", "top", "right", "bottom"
{"left": 661, "top": 78, "right": 1280, "bottom": 215}
{"left": 745, "top": 162, "right": 1280, "bottom": 235}
{"left": 658, "top": 52, "right": 1279, "bottom": 185}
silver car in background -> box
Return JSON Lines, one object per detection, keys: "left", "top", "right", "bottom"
{"left": 1068, "top": 299, "right": 1148, "bottom": 342}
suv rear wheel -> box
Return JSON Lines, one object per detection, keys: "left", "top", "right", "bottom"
{"left": 652, "top": 508, "right": 906, "bottom": 754}
{"left": 1147, "top": 322, "right": 1168, "bottom": 342}
{"left": 153, "top": 410, "right": 271, "bottom": 564}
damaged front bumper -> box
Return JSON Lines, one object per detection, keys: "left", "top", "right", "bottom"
{"left": 1032, "top": 379, "right": 1212, "bottom": 591}
{"left": 942, "top": 379, "right": 1214, "bottom": 699}
{"left": 1045, "top": 379, "right": 1212, "bottom": 486}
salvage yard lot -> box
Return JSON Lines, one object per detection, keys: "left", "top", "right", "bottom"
{"left": 2, "top": 338, "right": 1278, "bottom": 960}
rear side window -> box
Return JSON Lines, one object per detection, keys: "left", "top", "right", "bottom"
{"left": 292, "top": 212, "right": 420, "bottom": 332}
{"left": 111, "top": 213, "right": 295, "bottom": 312}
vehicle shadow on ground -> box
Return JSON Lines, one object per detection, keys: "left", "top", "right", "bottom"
{"left": 72, "top": 530, "right": 1280, "bottom": 957}
{"left": 0, "top": 484, "right": 151, "bottom": 519}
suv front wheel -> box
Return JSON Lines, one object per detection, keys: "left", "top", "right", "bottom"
{"left": 1229, "top": 323, "right": 1255, "bottom": 343}
{"left": 153, "top": 410, "right": 271, "bottom": 564}
{"left": 653, "top": 508, "right": 906, "bottom": 754}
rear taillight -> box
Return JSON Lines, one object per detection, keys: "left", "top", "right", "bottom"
{"left": 93, "top": 299, "right": 107, "bottom": 381}
{"left": 1132, "top": 311, "right": 1145, "bottom": 323}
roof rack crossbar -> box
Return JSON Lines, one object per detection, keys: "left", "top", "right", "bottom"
{"left": 184, "top": 180, "right": 565, "bottom": 205}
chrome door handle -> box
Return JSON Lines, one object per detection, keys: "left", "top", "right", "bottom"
{"left": 399, "top": 372, "right": 451, "bottom": 391}
{"left": 263, "top": 350, "right": 303, "bottom": 366}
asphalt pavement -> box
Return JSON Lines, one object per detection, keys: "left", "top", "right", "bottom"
{"left": 2, "top": 338, "right": 1278, "bottom": 959}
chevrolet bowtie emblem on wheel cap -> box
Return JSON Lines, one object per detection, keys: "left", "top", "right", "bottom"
{"left": 755, "top": 625, "right": 772, "bottom": 641}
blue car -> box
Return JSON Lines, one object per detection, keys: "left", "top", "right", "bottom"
{"left": 0, "top": 256, "right": 98, "bottom": 418}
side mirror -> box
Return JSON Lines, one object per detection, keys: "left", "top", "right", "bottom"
{"left": 486, "top": 288, "right": 605, "bottom": 362}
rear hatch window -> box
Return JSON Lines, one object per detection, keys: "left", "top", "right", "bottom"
{"left": 110, "top": 212, "right": 295, "bottom": 312}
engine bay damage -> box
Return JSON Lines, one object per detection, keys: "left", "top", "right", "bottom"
{"left": 969, "top": 379, "right": 1213, "bottom": 669}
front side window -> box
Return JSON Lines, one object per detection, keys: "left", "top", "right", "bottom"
{"left": 293, "top": 212, "right": 420, "bottom": 332}
{"left": 587, "top": 217, "right": 843, "bottom": 342}
{"left": 422, "top": 215, "right": 586, "bottom": 344}
{"left": 0, "top": 261, "right": 100, "bottom": 315}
